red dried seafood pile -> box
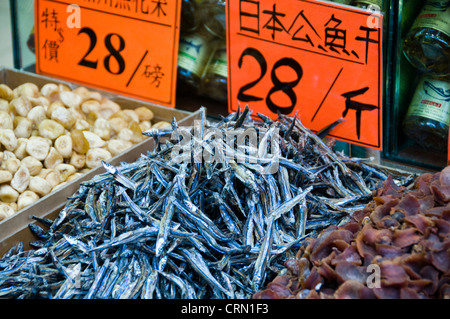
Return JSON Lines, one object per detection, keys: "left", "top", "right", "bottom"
{"left": 253, "top": 167, "right": 450, "bottom": 299}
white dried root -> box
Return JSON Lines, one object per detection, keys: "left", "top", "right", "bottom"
{"left": 93, "top": 118, "right": 111, "bottom": 140}
{"left": 40, "top": 83, "right": 59, "bottom": 98}
{"left": 0, "top": 128, "right": 18, "bottom": 151}
{"left": 122, "top": 109, "right": 140, "bottom": 123}
{"left": 13, "top": 83, "right": 39, "bottom": 98}
{"left": 0, "top": 203, "right": 15, "bottom": 221}
{"left": 51, "top": 105, "right": 76, "bottom": 129}
{"left": 69, "top": 152, "right": 86, "bottom": 169}
{"left": 0, "top": 100, "right": 9, "bottom": 113}
{"left": 82, "top": 131, "right": 106, "bottom": 148}
{"left": 0, "top": 184, "right": 19, "bottom": 203}
{"left": 39, "top": 119, "right": 65, "bottom": 140}
{"left": 152, "top": 121, "right": 172, "bottom": 129}
{"left": 54, "top": 135, "right": 73, "bottom": 158}
{"left": 66, "top": 172, "right": 82, "bottom": 182}
{"left": 28, "top": 176, "right": 52, "bottom": 197}
{"left": 0, "top": 84, "right": 14, "bottom": 102}
{"left": 107, "top": 139, "right": 133, "bottom": 157}
{"left": 44, "top": 147, "right": 64, "bottom": 169}
{"left": 26, "top": 136, "right": 50, "bottom": 161}
{"left": 70, "top": 129, "right": 89, "bottom": 154}
{"left": 27, "top": 105, "right": 47, "bottom": 126}
{"left": 139, "top": 121, "right": 152, "bottom": 132}
{"left": 54, "top": 163, "right": 76, "bottom": 182}
{"left": 81, "top": 100, "right": 100, "bottom": 115}
{"left": 14, "top": 117, "right": 33, "bottom": 138}
{"left": 10, "top": 96, "right": 32, "bottom": 117}
{"left": 59, "top": 90, "right": 83, "bottom": 109}
{"left": 17, "top": 190, "right": 39, "bottom": 211}
{"left": 2, "top": 157, "right": 20, "bottom": 174}
{"left": 39, "top": 169, "right": 61, "bottom": 189}
{"left": 86, "top": 148, "right": 112, "bottom": 169}
{"left": 10, "top": 165, "right": 30, "bottom": 193}
{"left": 108, "top": 117, "right": 128, "bottom": 134}
{"left": 21, "top": 156, "right": 43, "bottom": 176}
{"left": 74, "top": 119, "right": 90, "bottom": 131}
{"left": 0, "top": 170, "right": 13, "bottom": 183}
{"left": 14, "top": 138, "right": 28, "bottom": 160}
{"left": 0, "top": 111, "right": 13, "bottom": 130}
{"left": 134, "top": 106, "right": 154, "bottom": 122}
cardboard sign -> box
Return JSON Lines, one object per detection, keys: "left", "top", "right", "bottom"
{"left": 35, "top": 0, "right": 181, "bottom": 107}
{"left": 227, "top": 0, "right": 384, "bottom": 150}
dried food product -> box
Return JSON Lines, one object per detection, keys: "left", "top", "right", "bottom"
{"left": 0, "top": 82, "right": 167, "bottom": 215}
{"left": 0, "top": 108, "right": 413, "bottom": 298}
{"left": 254, "top": 166, "right": 450, "bottom": 299}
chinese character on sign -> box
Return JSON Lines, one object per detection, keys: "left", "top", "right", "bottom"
{"left": 151, "top": 0, "right": 167, "bottom": 17}
{"left": 288, "top": 9, "right": 320, "bottom": 47}
{"left": 355, "top": 26, "right": 379, "bottom": 65}
{"left": 41, "top": 8, "right": 60, "bottom": 31}
{"left": 143, "top": 64, "right": 165, "bottom": 87}
{"left": 239, "top": 0, "right": 260, "bottom": 34}
{"left": 341, "top": 87, "right": 378, "bottom": 139}
{"left": 237, "top": 0, "right": 381, "bottom": 65}
{"left": 262, "top": 4, "right": 288, "bottom": 40}
{"left": 41, "top": 39, "right": 60, "bottom": 62}
{"left": 114, "top": 0, "right": 132, "bottom": 10}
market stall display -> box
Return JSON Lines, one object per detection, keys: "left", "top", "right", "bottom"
{"left": 0, "top": 109, "right": 413, "bottom": 298}
{"left": 254, "top": 166, "right": 450, "bottom": 299}
{"left": 0, "top": 80, "right": 171, "bottom": 219}
{"left": 2, "top": 0, "right": 449, "bottom": 301}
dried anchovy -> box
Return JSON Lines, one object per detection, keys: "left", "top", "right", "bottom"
{"left": 0, "top": 108, "right": 413, "bottom": 299}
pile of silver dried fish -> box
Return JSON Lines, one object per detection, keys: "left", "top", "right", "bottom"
{"left": 0, "top": 108, "right": 413, "bottom": 299}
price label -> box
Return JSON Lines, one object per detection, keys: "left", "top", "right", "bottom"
{"left": 227, "top": 0, "right": 384, "bottom": 150}
{"left": 35, "top": 0, "right": 181, "bottom": 107}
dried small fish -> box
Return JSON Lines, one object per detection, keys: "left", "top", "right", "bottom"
{"left": 0, "top": 108, "right": 413, "bottom": 299}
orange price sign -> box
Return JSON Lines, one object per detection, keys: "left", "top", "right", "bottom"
{"left": 35, "top": 0, "right": 181, "bottom": 107}
{"left": 226, "top": 0, "right": 384, "bottom": 150}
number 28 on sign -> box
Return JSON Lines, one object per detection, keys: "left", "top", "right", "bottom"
{"left": 35, "top": 0, "right": 181, "bottom": 107}
{"left": 226, "top": 0, "right": 383, "bottom": 150}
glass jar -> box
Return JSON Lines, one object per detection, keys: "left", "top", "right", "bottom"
{"left": 403, "top": 75, "right": 450, "bottom": 152}
{"left": 180, "top": 0, "right": 202, "bottom": 34}
{"left": 197, "top": 0, "right": 226, "bottom": 39}
{"left": 177, "top": 25, "right": 218, "bottom": 94}
{"left": 403, "top": 1, "right": 450, "bottom": 77}
{"left": 200, "top": 40, "right": 227, "bottom": 102}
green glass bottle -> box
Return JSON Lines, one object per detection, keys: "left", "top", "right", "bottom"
{"left": 177, "top": 26, "right": 218, "bottom": 94}
{"left": 200, "top": 40, "right": 228, "bottom": 102}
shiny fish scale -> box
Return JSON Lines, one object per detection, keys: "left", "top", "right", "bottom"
{"left": 0, "top": 108, "right": 414, "bottom": 299}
